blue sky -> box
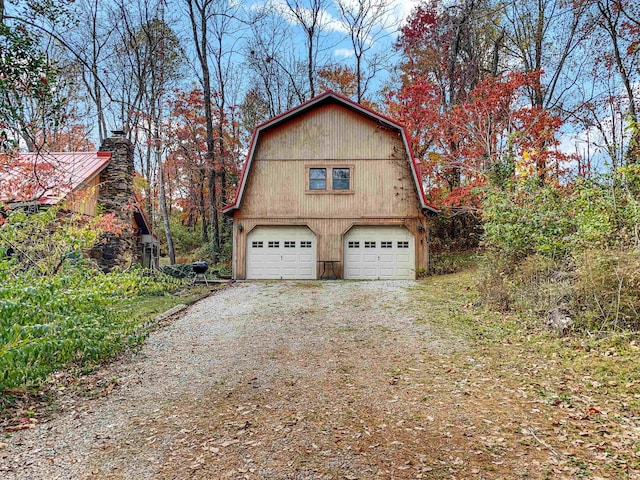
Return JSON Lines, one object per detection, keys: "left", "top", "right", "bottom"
{"left": 244, "top": 0, "right": 421, "bottom": 91}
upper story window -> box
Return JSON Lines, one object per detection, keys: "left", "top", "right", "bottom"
{"left": 307, "top": 166, "right": 353, "bottom": 193}
{"left": 332, "top": 168, "right": 350, "bottom": 190}
{"left": 309, "top": 168, "right": 327, "bottom": 190}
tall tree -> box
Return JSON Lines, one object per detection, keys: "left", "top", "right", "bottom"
{"left": 593, "top": 0, "right": 640, "bottom": 165}
{"left": 503, "top": 0, "right": 589, "bottom": 111}
{"left": 0, "top": 0, "right": 73, "bottom": 152}
{"left": 395, "top": 0, "right": 504, "bottom": 192}
{"left": 167, "top": 88, "right": 210, "bottom": 242}
{"left": 147, "top": 7, "right": 178, "bottom": 264}
{"left": 207, "top": 0, "right": 245, "bottom": 237}
{"left": 69, "top": 0, "right": 113, "bottom": 143}
{"left": 245, "top": 6, "right": 306, "bottom": 117}
{"left": 336, "top": 0, "right": 396, "bottom": 103}
{"left": 284, "top": 0, "right": 331, "bottom": 99}
{"left": 186, "top": 0, "right": 221, "bottom": 259}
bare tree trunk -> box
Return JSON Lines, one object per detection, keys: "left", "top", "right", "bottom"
{"left": 491, "top": 28, "right": 505, "bottom": 77}
{"left": 199, "top": 167, "right": 208, "bottom": 242}
{"left": 151, "top": 0, "right": 176, "bottom": 265}
{"left": 89, "top": 0, "right": 107, "bottom": 143}
{"left": 307, "top": 37, "right": 315, "bottom": 98}
{"left": 285, "top": 0, "right": 329, "bottom": 99}
{"left": 157, "top": 142, "right": 175, "bottom": 264}
{"left": 187, "top": 0, "right": 220, "bottom": 259}
{"left": 597, "top": 0, "right": 639, "bottom": 164}
{"left": 336, "top": 0, "right": 396, "bottom": 103}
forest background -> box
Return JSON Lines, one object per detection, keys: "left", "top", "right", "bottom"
{"left": 1, "top": 0, "right": 640, "bottom": 335}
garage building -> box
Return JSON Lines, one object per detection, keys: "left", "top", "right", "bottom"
{"left": 223, "top": 91, "right": 438, "bottom": 280}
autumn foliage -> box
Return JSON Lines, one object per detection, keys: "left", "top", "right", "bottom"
{"left": 390, "top": 72, "right": 568, "bottom": 208}
{"left": 163, "top": 87, "right": 241, "bottom": 247}
{"left": 386, "top": 1, "right": 576, "bottom": 222}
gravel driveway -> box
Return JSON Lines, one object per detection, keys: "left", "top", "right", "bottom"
{"left": 1, "top": 280, "right": 550, "bottom": 479}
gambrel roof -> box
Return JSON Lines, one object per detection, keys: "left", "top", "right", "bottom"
{"left": 222, "top": 91, "right": 438, "bottom": 214}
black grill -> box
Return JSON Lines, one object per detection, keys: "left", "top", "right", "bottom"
{"left": 192, "top": 261, "right": 209, "bottom": 274}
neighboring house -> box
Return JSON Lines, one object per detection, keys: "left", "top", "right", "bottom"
{"left": 223, "top": 91, "right": 438, "bottom": 280}
{"left": 0, "top": 132, "right": 159, "bottom": 271}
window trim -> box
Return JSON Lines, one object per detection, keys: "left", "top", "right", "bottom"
{"left": 305, "top": 165, "right": 354, "bottom": 194}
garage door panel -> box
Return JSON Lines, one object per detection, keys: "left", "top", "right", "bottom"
{"left": 247, "top": 226, "right": 316, "bottom": 279}
{"left": 266, "top": 253, "right": 281, "bottom": 261}
{"left": 362, "top": 265, "right": 378, "bottom": 275}
{"left": 344, "top": 226, "right": 415, "bottom": 280}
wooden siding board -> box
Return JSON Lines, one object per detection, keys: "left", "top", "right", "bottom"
{"left": 241, "top": 158, "right": 421, "bottom": 219}
{"left": 66, "top": 175, "right": 99, "bottom": 216}
{"left": 254, "top": 104, "right": 399, "bottom": 161}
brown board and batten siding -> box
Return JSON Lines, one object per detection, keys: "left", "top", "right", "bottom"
{"left": 66, "top": 174, "right": 100, "bottom": 217}
{"left": 226, "top": 93, "right": 434, "bottom": 280}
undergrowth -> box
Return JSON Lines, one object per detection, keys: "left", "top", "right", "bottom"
{"left": 0, "top": 267, "right": 184, "bottom": 395}
{"left": 414, "top": 268, "right": 640, "bottom": 391}
{"left": 0, "top": 205, "right": 188, "bottom": 402}
{"left": 480, "top": 167, "right": 640, "bottom": 333}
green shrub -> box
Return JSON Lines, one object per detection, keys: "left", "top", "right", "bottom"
{"left": 0, "top": 267, "right": 183, "bottom": 392}
{"left": 169, "top": 217, "right": 206, "bottom": 259}
{"left": 480, "top": 168, "right": 640, "bottom": 334}
{"left": 160, "top": 263, "right": 194, "bottom": 279}
{"left": 483, "top": 182, "right": 574, "bottom": 262}
{"left": 572, "top": 249, "right": 640, "bottom": 331}
{"left": 0, "top": 206, "right": 99, "bottom": 275}
{"left": 0, "top": 208, "right": 185, "bottom": 394}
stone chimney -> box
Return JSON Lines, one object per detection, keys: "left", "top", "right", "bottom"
{"left": 88, "top": 130, "right": 136, "bottom": 272}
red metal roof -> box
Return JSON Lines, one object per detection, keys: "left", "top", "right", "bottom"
{"left": 0, "top": 151, "right": 111, "bottom": 205}
{"left": 222, "top": 90, "right": 439, "bottom": 214}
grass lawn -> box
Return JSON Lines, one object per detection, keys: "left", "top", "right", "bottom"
{"left": 413, "top": 268, "right": 640, "bottom": 478}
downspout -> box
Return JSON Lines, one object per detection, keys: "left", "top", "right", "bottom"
{"left": 232, "top": 214, "right": 237, "bottom": 280}
{"left": 426, "top": 221, "right": 431, "bottom": 275}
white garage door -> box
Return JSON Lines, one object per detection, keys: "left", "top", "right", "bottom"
{"left": 246, "top": 226, "right": 316, "bottom": 279}
{"left": 343, "top": 226, "right": 415, "bottom": 280}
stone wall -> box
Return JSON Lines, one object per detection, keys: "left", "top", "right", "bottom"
{"left": 88, "top": 132, "right": 136, "bottom": 272}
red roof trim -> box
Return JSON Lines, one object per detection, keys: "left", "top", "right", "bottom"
{"left": 222, "top": 91, "right": 438, "bottom": 214}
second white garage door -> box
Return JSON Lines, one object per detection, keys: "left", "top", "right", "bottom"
{"left": 246, "top": 226, "right": 316, "bottom": 279}
{"left": 343, "top": 226, "right": 415, "bottom": 280}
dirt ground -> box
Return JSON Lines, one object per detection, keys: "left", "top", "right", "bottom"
{"left": 1, "top": 279, "right": 638, "bottom": 479}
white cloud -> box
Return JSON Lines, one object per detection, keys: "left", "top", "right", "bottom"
{"left": 324, "top": 15, "right": 350, "bottom": 34}
{"left": 391, "top": 0, "right": 421, "bottom": 26}
{"left": 377, "top": 0, "right": 421, "bottom": 34}
{"left": 334, "top": 48, "right": 354, "bottom": 58}
{"left": 267, "top": 0, "right": 349, "bottom": 34}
